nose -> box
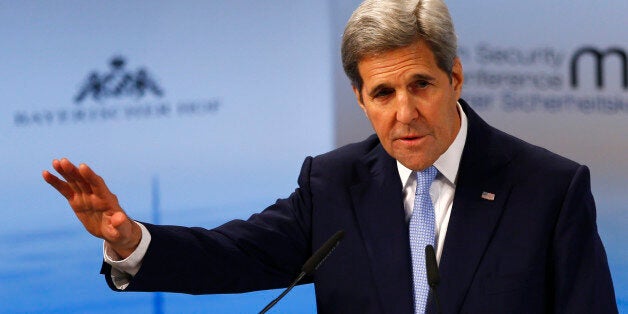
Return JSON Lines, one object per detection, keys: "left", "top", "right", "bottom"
{"left": 395, "top": 92, "right": 419, "bottom": 124}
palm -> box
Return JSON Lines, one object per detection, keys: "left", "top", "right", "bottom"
{"left": 69, "top": 192, "right": 120, "bottom": 240}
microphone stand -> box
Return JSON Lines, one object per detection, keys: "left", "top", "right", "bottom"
{"left": 258, "top": 230, "right": 345, "bottom": 314}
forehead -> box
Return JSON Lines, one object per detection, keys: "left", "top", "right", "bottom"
{"left": 358, "top": 41, "right": 441, "bottom": 87}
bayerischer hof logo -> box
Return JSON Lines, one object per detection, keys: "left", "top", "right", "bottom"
{"left": 74, "top": 56, "right": 164, "bottom": 103}
{"left": 13, "top": 55, "right": 220, "bottom": 127}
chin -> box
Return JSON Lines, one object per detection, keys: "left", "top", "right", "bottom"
{"left": 396, "top": 159, "right": 428, "bottom": 171}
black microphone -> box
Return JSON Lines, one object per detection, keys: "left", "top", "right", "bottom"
{"left": 425, "top": 245, "right": 442, "bottom": 314}
{"left": 259, "top": 230, "right": 345, "bottom": 314}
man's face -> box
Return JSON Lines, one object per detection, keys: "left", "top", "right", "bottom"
{"left": 353, "top": 40, "right": 464, "bottom": 171}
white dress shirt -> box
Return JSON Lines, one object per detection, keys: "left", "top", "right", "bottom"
{"left": 105, "top": 102, "right": 468, "bottom": 288}
{"left": 397, "top": 102, "right": 468, "bottom": 263}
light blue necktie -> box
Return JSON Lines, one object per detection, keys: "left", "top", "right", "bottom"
{"left": 409, "top": 166, "right": 438, "bottom": 314}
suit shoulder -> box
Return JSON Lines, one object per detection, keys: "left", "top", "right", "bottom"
{"left": 313, "top": 134, "right": 379, "bottom": 163}
{"left": 306, "top": 134, "right": 381, "bottom": 178}
{"left": 492, "top": 126, "right": 583, "bottom": 180}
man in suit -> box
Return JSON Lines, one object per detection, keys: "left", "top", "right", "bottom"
{"left": 43, "top": 0, "right": 617, "bottom": 312}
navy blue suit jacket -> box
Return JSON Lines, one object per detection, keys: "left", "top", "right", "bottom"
{"left": 102, "top": 100, "right": 617, "bottom": 313}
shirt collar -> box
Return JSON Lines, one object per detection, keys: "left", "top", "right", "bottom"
{"left": 397, "top": 101, "right": 468, "bottom": 187}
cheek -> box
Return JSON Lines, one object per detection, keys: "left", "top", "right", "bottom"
{"left": 434, "top": 106, "right": 460, "bottom": 143}
{"left": 366, "top": 109, "right": 394, "bottom": 134}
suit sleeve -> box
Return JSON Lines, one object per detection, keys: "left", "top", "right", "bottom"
{"left": 101, "top": 157, "right": 315, "bottom": 294}
{"left": 551, "top": 165, "right": 617, "bottom": 313}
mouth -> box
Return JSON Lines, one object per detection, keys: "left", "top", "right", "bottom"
{"left": 393, "top": 133, "right": 430, "bottom": 149}
{"left": 395, "top": 134, "right": 427, "bottom": 145}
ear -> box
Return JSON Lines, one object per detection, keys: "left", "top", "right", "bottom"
{"left": 451, "top": 57, "right": 464, "bottom": 99}
{"left": 352, "top": 85, "right": 368, "bottom": 115}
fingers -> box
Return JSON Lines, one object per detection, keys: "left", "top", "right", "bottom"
{"left": 47, "top": 159, "right": 123, "bottom": 212}
{"left": 54, "top": 158, "right": 94, "bottom": 195}
{"left": 78, "top": 163, "right": 112, "bottom": 196}
{"left": 42, "top": 170, "right": 74, "bottom": 200}
{"left": 45, "top": 158, "right": 116, "bottom": 204}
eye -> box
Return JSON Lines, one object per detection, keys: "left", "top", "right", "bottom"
{"left": 414, "top": 80, "right": 430, "bottom": 89}
{"left": 373, "top": 87, "right": 394, "bottom": 99}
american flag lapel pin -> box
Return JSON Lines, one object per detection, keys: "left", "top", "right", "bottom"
{"left": 481, "top": 191, "right": 496, "bottom": 201}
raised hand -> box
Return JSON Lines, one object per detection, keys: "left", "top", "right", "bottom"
{"left": 42, "top": 158, "right": 141, "bottom": 258}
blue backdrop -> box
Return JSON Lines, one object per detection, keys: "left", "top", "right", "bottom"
{"left": 1, "top": 1, "right": 625, "bottom": 313}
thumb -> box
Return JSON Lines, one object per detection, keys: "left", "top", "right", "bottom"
{"left": 104, "top": 211, "right": 132, "bottom": 242}
{"left": 110, "top": 211, "right": 129, "bottom": 228}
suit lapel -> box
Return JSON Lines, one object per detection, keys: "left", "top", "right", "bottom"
{"left": 350, "top": 144, "right": 415, "bottom": 314}
{"left": 346, "top": 101, "right": 518, "bottom": 313}
{"left": 434, "top": 101, "right": 517, "bottom": 313}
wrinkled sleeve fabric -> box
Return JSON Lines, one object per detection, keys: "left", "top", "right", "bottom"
{"left": 101, "top": 157, "right": 315, "bottom": 294}
{"left": 551, "top": 165, "right": 617, "bottom": 313}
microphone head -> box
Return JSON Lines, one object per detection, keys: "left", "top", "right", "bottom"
{"left": 302, "top": 230, "right": 345, "bottom": 275}
{"left": 425, "top": 245, "right": 440, "bottom": 287}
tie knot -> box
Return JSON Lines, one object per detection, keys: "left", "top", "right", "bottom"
{"left": 416, "top": 166, "right": 437, "bottom": 195}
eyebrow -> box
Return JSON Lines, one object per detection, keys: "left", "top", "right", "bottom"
{"left": 410, "top": 73, "right": 436, "bottom": 82}
{"left": 366, "top": 73, "right": 436, "bottom": 99}
{"left": 367, "top": 84, "right": 392, "bottom": 99}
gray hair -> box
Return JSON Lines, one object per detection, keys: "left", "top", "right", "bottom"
{"left": 341, "top": 0, "right": 458, "bottom": 92}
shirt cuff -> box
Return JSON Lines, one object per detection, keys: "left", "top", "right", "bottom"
{"left": 103, "top": 221, "right": 151, "bottom": 289}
